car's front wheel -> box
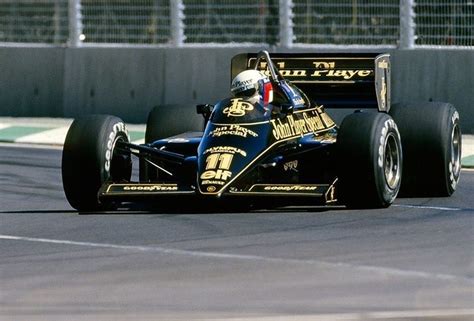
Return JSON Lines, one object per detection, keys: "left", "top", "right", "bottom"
{"left": 62, "top": 115, "right": 132, "bottom": 212}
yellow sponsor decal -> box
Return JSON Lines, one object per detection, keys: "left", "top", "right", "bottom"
{"left": 309, "top": 69, "right": 372, "bottom": 79}
{"left": 270, "top": 110, "right": 327, "bottom": 140}
{"left": 243, "top": 184, "right": 320, "bottom": 193}
{"left": 201, "top": 180, "right": 225, "bottom": 186}
{"left": 204, "top": 146, "right": 247, "bottom": 157}
{"left": 283, "top": 160, "right": 298, "bottom": 171}
{"left": 107, "top": 184, "right": 178, "bottom": 192}
{"left": 262, "top": 185, "right": 318, "bottom": 192}
{"left": 205, "top": 153, "right": 233, "bottom": 170}
{"left": 206, "top": 186, "right": 217, "bottom": 192}
{"left": 209, "top": 124, "right": 258, "bottom": 138}
{"left": 200, "top": 152, "right": 234, "bottom": 184}
{"left": 380, "top": 77, "right": 387, "bottom": 110}
{"left": 223, "top": 98, "right": 254, "bottom": 117}
{"left": 200, "top": 170, "right": 232, "bottom": 182}
{"left": 319, "top": 110, "right": 335, "bottom": 127}
{"left": 256, "top": 60, "right": 373, "bottom": 80}
{"left": 378, "top": 60, "right": 389, "bottom": 69}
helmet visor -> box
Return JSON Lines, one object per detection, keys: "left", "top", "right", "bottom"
{"left": 234, "top": 87, "right": 257, "bottom": 98}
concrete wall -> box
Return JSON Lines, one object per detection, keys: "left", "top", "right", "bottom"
{"left": 0, "top": 47, "right": 65, "bottom": 117}
{"left": 391, "top": 50, "right": 474, "bottom": 133}
{"left": 62, "top": 47, "right": 249, "bottom": 123}
{"left": 0, "top": 46, "right": 472, "bottom": 132}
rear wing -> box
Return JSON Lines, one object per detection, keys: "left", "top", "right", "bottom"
{"left": 231, "top": 52, "right": 391, "bottom": 112}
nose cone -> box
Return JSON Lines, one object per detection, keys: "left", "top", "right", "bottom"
{"left": 197, "top": 123, "right": 270, "bottom": 195}
{"left": 198, "top": 146, "right": 247, "bottom": 194}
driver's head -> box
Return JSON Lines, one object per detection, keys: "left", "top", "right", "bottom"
{"left": 231, "top": 69, "right": 273, "bottom": 105}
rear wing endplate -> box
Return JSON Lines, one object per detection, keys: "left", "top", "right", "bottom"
{"left": 231, "top": 52, "right": 391, "bottom": 112}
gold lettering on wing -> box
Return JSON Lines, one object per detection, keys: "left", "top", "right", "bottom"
{"left": 380, "top": 77, "right": 387, "bottom": 109}
{"left": 378, "top": 60, "right": 388, "bottom": 69}
{"left": 223, "top": 98, "right": 254, "bottom": 117}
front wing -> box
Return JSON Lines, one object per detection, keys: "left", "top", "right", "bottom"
{"left": 98, "top": 180, "right": 338, "bottom": 204}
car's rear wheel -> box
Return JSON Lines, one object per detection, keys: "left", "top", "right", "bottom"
{"left": 62, "top": 115, "right": 132, "bottom": 212}
{"left": 144, "top": 104, "right": 203, "bottom": 144}
{"left": 140, "top": 104, "right": 203, "bottom": 182}
{"left": 390, "top": 102, "right": 461, "bottom": 196}
{"left": 337, "top": 111, "right": 402, "bottom": 208}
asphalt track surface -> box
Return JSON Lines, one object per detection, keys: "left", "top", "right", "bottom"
{"left": 0, "top": 144, "right": 473, "bottom": 321}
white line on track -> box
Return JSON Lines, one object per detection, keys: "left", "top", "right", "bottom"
{"left": 392, "top": 204, "right": 463, "bottom": 211}
{"left": 0, "top": 142, "right": 63, "bottom": 150}
{"left": 1, "top": 234, "right": 472, "bottom": 284}
{"left": 224, "top": 309, "right": 474, "bottom": 320}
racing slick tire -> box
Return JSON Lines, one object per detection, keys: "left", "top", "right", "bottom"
{"left": 390, "top": 102, "right": 461, "bottom": 196}
{"left": 62, "top": 115, "right": 132, "bottom": 212}
{"left": 337, "top": 111, "right": 402, "bottom": 208}
{"left": 140, "top": 104, "right": 203, "bottom": 182}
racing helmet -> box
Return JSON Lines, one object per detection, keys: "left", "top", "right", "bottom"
{"left": 231, "top": 69, "right": 273, "bottom": 106}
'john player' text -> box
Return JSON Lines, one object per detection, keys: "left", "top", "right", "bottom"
{"left": 270, "top": 110, "right": 328, "bottom": 140}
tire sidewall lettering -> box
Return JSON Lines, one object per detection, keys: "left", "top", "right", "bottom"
{"left": 377, "top": 118, "right": 398, "bottom": 169}
{"left": 448, "top": 109, "right": 460, "bottom": 191}
{"left": 451, "top": 110, "right": 459, "bottom": 124}
{"left": 104, "top": 122, "right": 128, "bottom": 172}
{"left": 378, "top": 117, "right": 401, "bottom": 204}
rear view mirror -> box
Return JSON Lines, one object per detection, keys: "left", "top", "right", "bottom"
{"left": 197, "top": 104, "right": 213, "bottom": 115}
{"left": 196, "top": 104, "right": 214, "bottom": 121}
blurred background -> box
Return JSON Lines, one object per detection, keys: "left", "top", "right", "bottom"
{"left": 1, "top": 0, "right": 472, "bottom": 47}
{"left": 0, "top": 0, "right": 472, "bottom": 130}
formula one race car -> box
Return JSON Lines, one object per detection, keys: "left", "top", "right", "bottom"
{"left": 62, "top": 50, "right": 462, "bottom": 211}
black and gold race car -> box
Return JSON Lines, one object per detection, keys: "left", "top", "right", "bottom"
{"left": 62, "top": 51, "right": 462, "bottom": 211}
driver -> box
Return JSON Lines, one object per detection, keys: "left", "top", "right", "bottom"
{"left": 230, "top": 69, "right": 274, "bottom": 107}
